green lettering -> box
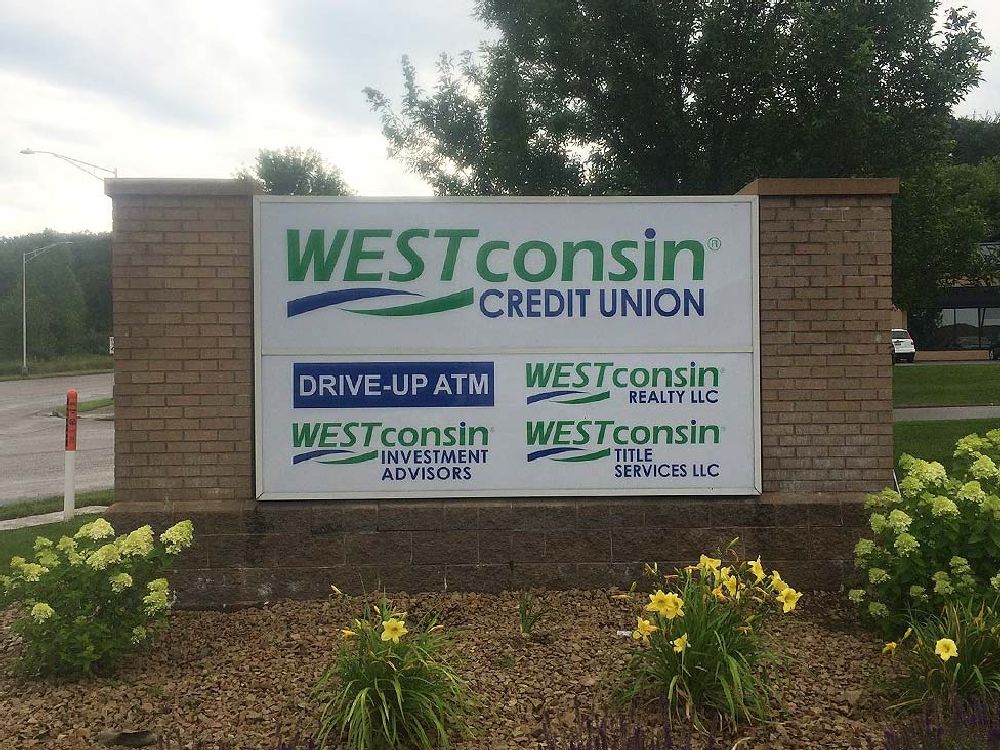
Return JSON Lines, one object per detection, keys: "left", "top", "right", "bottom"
{"left": 287, "top": 229, "right": 348, "bottom": 281}
{"left": 344, "top": 229, "right": 391, "bottom": 282}
{"left": 477, "top": 240, "right": 509, "bottom": 282}
{"left": 609, "top": 240, "right": 638, "bottom": 281}
{"left": 561, "top": 240, "right": 604, "bottom": 281}
{"left": 662, "top": 240, "right": 705, "bottom": 281}
{"left": 390, "top": 228, "right": 428, "bottom": 282}
{"left": 514, "top": 240, "right": 556, "bottom": 282}
{"left": 434, "top": 228, "right": 480, "bottom": 281}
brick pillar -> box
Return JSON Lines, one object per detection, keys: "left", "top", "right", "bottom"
{"left": 738, "top": 178, "right": 899, "bottom": 494}
{"left": 104, "top": 179, "right": 257, "bottom": 515}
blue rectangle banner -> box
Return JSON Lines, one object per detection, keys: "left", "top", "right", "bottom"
{"left": 293, "top": 362, "right": 495, "bottom": 409}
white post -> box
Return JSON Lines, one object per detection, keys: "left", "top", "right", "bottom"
{"left": 21, "top": 252, "right": 27, "bottom": 377}
{"left": 64, "top": 389, "right": 77, "bottom": 521}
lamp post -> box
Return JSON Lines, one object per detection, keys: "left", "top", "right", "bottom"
{"left": 22, "top": 241, "right": 73, "bottom": 376}
{"left": 20, "top": 148, "right": 117, "bottom": 179}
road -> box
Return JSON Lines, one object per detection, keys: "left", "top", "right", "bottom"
{"left": 0, "top": 372, "right": 113, "bottom": 506}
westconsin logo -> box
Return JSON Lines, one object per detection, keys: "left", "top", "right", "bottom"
{"left": 283, "top": 227, "right": 708, "bottom": 318}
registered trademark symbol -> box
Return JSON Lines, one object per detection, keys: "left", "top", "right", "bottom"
{"left": 708, "top": 237, "right": 722, "bottom": 251}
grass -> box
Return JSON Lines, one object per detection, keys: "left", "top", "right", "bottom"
{"left": 894, "top": 363, "right": 1000, "bottom": 407}
{"left": 0, "top": 516, "right": 94, "bottom": 573}
{"left": 894, "top": 418, "right": 1000, "bottom": 469}
{"left": 52, "top": 397, "right": 113, "bottom": 417}
{"left": 0, "top": 489, "right": 113, "bottom": 522}
{"left": 0, "top": 354, "right": 113, "bottom": 381}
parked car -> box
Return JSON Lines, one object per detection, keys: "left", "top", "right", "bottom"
{"left": 891, "top": 329, "right": 916, "bottom": 364}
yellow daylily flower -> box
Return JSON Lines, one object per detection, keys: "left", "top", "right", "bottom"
{"left": 935, "top": 638, "right": 958, "bottom": 662}
{"left": 712, "top": 585, "right": 727, "bottom": 601}
{"left": 771, "top": 571, "right": 788, "bottom": 594}
{"left": 751, "top": 557, "right": 766, "bottom": 582}
{"left": 699, "top": 555, "right": 722, "bottom": 572}
{"left": 341, "top": 629, "right": 357, "bottom": 638}
{"left": 882, "top": 641, "right": 897, "bottom": 655}
{"left": 645, "top": 590, "right": 684, "bottom": 619}
{"left": 723, "top": 574, "right": 738, "bottom": 597}
{"left": 632, "top": 616, "right": 658, "bottom": 643}
{"left": 673, "top": 633, "right": 689, "bottom": 653}
{"left": 330, "top": 585, "right": 344, "bottom": 596}
{"left": 777, "top": 587, "right": 802, "bottom": 613}
{"left": 381, "top": 618, "right": 407, "bottom": 643}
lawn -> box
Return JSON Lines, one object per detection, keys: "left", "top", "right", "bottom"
{"left": 894, "top": 363, "right": 1000, "bottom": 406}
{"left": 52, "top": 396, "right": 113, "bottom": 417}
{"left": 894, "top": 417, "right": 1000, "bottom": 469}
{"left": 0, "top": 489, "right": 113, "bottom": 522}
{"left": 0, "top": 353, "right": 113, "bottom": 381}
{"left": 0, "top": 516, "right": 93, "bottom": 574}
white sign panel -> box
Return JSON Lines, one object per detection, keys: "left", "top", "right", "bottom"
{"left": 254, "top": 197, "right": 760, "bottom": 499}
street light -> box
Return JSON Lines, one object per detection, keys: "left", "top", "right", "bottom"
{"left": 22, "top": 241, "right": 74, "bottom": 376}
{"left": 20, "top": 148, "right": 118, "bottom": 179}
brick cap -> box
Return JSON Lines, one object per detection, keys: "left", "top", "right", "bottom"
{"left": 104, "top": 178, "right": 261, "bottom": 197}
{"left": 737, "top": 177, "right": 900, "bottom": 196}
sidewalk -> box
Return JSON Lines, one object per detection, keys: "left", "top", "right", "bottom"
{"left": 0, "top": 506, "right": 107, "bottom": 532}
{"left": 894, "top": 405, "right": 1000, "bottom": 422}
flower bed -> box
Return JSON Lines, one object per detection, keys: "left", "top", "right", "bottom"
{"left": 1, "top": 590, "right": 888, "bottom": 749}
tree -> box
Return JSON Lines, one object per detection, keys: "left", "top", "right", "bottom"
{"left": 237, "top": 147, "right": 352, "bottom": 196}
{"left": 951, "top": 114, "right": 1000, "bottom": 166}
{"left": 892, "top": 160, "right": 1000, "bottom": 340}
{"left": 0, "top": 232, "right": 111, "bottom": 362}
{"left": 367, "top": 0, "right": 988, "bottom": 196}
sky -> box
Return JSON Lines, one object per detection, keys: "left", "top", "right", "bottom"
{"left": 1, "top": 0, "right": 999, "bottom": 238}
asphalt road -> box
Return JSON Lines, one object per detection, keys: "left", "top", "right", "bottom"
{"left": 0, "top": 372, "right": 113, "bottom": 506}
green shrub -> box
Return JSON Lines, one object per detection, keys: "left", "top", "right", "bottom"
{"left": 884, "top": 598, "right": 1000, "bottom": 711}
{"left": 314, "top": 596, "right": 470, "bottom": 750}
{"left": 614, "top": 548, "right": 801, "bottom": 730}
{"left": 0, "top": 517, "right": 194, "bottom": 676}
{"left": 517, "top": 591, "right": 551, "bottom": 637}
{"left": 851, "top": 431, "right": 1000, "bottom": 634}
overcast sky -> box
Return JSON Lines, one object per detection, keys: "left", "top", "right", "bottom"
{"left": 2, "top": 0, "right": 999, "bottom": 237}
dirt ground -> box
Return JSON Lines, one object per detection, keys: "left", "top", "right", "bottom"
{"left": 0, "top": 590, "right": 890, "bottom": 749}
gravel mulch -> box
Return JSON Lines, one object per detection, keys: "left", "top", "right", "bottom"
{"left": 0, "top": 590, "right": 891, "bottom": 749}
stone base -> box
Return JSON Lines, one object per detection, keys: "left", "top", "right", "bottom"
{"left": 106, "top": 493, "right": 866, "bottom": 608}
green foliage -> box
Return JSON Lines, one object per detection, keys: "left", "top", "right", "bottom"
{"left": 614, "top": 550, "right": 800, "bottom": 729}
{"left": 851, "top": 432, "right": 1000, "bottom": 634}
{"left": 314, "top": 597, "right": 469, "bottom": 750}
{"left": 886, "top": 598, "right": 1000, "bottom": 710}
{"left": 367, "top": 0, "right": 987, "bottom": 196}
{"left": 0, "top": 232, "right": 111, "bottom": 362}
{"left": 237, "top": 147, "right": 352, "bottom": 196}
{"left": 0, "top": 518, "right": 194, "bottom": 676}
{"left": 952, "top": 114, "right": 1000, "bottom": 166}
{"left": 517, "top": 591, "right": 551, "bottom": 636}
{"left": 892, "top": 160, "right": 1000, "bottom": 318}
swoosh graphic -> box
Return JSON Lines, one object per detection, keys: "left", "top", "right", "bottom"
{"left": 527, "top": 447, "right": 581, "bottom": 462}
{"left": 527, "top": 390, "right": 586, "bottom": 405}
{"left": 292, "top": 449, "right": 352, "bottom": 465}
{"left": 317, "top": 450, "right": 379, "bottom": 465}
{"left": 558, "top": 391, "right": 611, "bottom": 405}
{"left": 552, "top": 448, "right": 611, "bottom": 462}
{"left": 287, "top": 288, "right": 418, "bottom": 317}
{"left": 347, "top": 288, "right": 474, "bottom": 317}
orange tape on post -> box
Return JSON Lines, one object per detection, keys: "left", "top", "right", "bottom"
{"left": 65, "top": 388, "right": 78, "bottom": 452}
